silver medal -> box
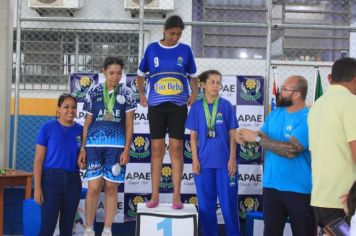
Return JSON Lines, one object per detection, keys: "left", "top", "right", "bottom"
{"left": 112, "top": 163, "right": 121, "bottom": 176}
{"left": 104, "top": 110, "right": 114, "bottom": 121}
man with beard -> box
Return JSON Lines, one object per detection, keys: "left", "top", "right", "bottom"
{"left": 236, "top": 76, "right": 315, "bottom": 236}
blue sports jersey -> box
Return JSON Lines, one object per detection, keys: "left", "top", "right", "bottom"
{"left": 185, "top": 98, "right": 238, "bottom": 168}
{"left": 36, "top": 120, "right": 83, "bottom": 172}
{"left": 137, "top": 41, "right": 198, "bottom": 106}
{"left": 83, "top": 83, "right": 137, "bottom": 147}
{"left": 261, "top": 107, "right": 312, "bottom": 194}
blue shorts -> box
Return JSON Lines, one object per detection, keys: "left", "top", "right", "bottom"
{"left": 85, "top": 147, "right": 126, "bottom": 183}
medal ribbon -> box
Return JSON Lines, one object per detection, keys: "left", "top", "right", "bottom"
{"left": 103, "top": 83, "right": 116, "bottom": 113}
{"left": 203, "top": 97, "right": 219, "bottom": 130}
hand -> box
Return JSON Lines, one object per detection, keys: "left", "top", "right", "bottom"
{"left": 34, "top": 188, "right": 43, "bottom": 205}
{"left": 187, "top": 92, "right": 198, "bottom": 106}
{"left": 339, "top": 192, "right": 349, "bottom": 215}
{"left": 139, "top": 93, "right": 148, "bottom": 107}
{"left": 192, "top": 159, "right": 200, "bottom": 175}
{"left": 77, "top": 150, "right": 86, "bottom": 169}
{"left": 120, "top": 150, "right": 130, "bottom": 165}
{"left": 236, "top": 128, "right": 259, "bottom": 143}
{"left": 235, "top": 129, "right": 245, "bottom": 144}
{"left": 228, "top": 158, "right": 236, "bottom": 176}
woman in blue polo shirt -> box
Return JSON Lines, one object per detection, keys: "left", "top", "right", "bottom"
{"left": 33, "top": 93, "right": 83, "bottom": 236}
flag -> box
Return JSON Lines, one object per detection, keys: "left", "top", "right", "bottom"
{"left": 314, "top": 70, "right": 323, "bottom": 101}
{"left": 270, "top": 78, "right": 278, "bottom": 112}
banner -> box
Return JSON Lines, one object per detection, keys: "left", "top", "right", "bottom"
{"left": 71, "top": 74, "right": 264, "bottom": 223}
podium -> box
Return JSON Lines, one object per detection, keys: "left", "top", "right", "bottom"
{"left": 136, "top": 203, "right": 198, "bottom": 236}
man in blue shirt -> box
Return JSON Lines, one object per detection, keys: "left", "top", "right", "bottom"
{"left": 236, "top": 75, "right": 315, "bottom": 236}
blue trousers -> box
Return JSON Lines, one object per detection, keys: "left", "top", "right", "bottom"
{"left": 39, "top": 168, "right": 81, "bottom": 236}
{"left": 195, "top": 168, "right": 240, "bottom": 236}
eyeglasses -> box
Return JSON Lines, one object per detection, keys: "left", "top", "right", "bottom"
{"left": 280, "top": 86, "right": 299, "bottom": 92}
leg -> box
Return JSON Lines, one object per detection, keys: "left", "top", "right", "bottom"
{"left": 216, "top": 169, "right": 240, "bottom": 236}
{"left": 85, "top": 178, "right": 103, "bottom": 227}
{"left": 169, "top": 138, "right": 183, "bottom": 204}
{"left": 195, "top": 168, "right": 218, "bottom": 236}
{"left": 167, "top": 104, "right": 187, "bottom": 205}
{"left": 313, "top": 206, "right": 345, "bottom": 228}
{"left": 282, "top": 192, "right": 315, "bottom": 236}
{"left": 150, "top": 139, "right": 165, "bottom": 202}
{"left": 263, "top": 188, "right": 288, "bottom": 236}
{"left": 39, "top": 170, "right": 64, "bottom": 236}
{"left": 103, "top": 181, "right": 119, "bottom": 227}
{"left": 59, "top": 172, "right": 82, "bottom": 236}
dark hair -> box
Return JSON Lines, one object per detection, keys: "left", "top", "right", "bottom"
{"left": 293, "top": 75, "right": 308, "bottom": 100}
{"left": 331, "top": 57, "right": 356, "bottom": 83}
{"left": 103, "top": 56, "right": 125, "bottom": 70}
{"left": 346, "top": 181, "right": 356, "bottom": 224}
{"left": 199, "top": 70, "right": 222, "bottom": 83}
{"left": 164, "top": 15, "right": 185, "bottom": 30}
{"left": 57, "top": 93, "right": 77, "bottom": 107}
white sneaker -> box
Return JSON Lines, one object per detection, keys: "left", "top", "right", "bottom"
{"left": 83, "top": 229, "right": 95, "bottom": 236}
{"left": 101, "top": 230, "right": 112, "bottom": 236}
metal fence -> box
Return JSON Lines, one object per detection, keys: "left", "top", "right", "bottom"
{"left": 11, "top": 0, "right": 355, "bottom": 170}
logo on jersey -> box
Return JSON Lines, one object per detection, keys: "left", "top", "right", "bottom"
{"left": 116, "top": 95, "right": 126, "bottom": 104}
{"left": 177, "top": 56, "right": 183, "bottom": 66}
{"left": 154, "top": 57, "right": 159, "bottom": 67}
{"left": 239, "top": 142, "right": 261, "bottom": 161}
{"left": 240, "top": 78, "right": 262, "bottom": 102}
{"left": 216, "top": 112, "right": 223, "bottom": 124}
{"left": 154, "top": 77, "right": 183, "bottom": 95}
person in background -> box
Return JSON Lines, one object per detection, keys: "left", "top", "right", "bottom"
{"left": 236, "top": 76, "right": 315, "bottom": 236}
{"left": 136, "top": 15, "right": 199, "bottom": 209}
{"left": 308, "top": 57, "right": 356, "bottom": 229}
{"left": 34, "top": 93, "right": 83, "bottom": 236}
{"left": 186, "top": 70, "right": 240, "bottom": 236}
{"left": 78, "top": 57, "right": 136, "bottom": 236}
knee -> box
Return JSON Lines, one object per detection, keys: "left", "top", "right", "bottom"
{"left": 105, "top": 183, "right": 118, "bottom": 196}
{"left": 87, "top": 186, "right": 101, "bottom": 197}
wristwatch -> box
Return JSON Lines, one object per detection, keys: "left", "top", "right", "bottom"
{"left": 255, "top": 135, "right": 261, "bottom": 143}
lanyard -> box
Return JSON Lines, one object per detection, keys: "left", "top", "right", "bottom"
{"left": 103, "top": 83, "right": 116, "bottom": 113}
{"left": 203, "top": 97, "right": 219, "bottom": 130}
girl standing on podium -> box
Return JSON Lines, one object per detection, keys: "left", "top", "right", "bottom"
{"left": 136, "top": 15, "right": 199, "bottom": 209}
{"left": 77, "top": 57, "right": 136, "bottom": 236}
{"left": 34, "top": 93, "right": 83, "bottom": 236}
{"left": 185, "top": 70, "right": 240, "bottom": 236}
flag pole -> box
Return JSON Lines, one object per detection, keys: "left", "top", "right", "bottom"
{"left": 272, "top": 66, "right": 278, "bottom": 88}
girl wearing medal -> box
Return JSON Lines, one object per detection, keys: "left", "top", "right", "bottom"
{"left": 34, "top": 93, "right": 82, "bottom": 236}
{"left": 137, "top": 15, "right": 199, "bottom": 209}
{"left": 78, "top": 57, "right": 136, "bottom": 236}
{"left": 185, "top": 70, "right": 240, "bottom": 236}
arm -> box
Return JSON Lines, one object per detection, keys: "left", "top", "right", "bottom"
{"left": 187, "top": 77, "right": 199, "bottom": 106}
{"left": 33, "top": 144, "right": 46, "bottom": 205}
{"left": 190, "top": 130, "right": 200, "bottom": 175}
{"left": 228, "top": 129, "right": 237, "bottom": 176}
{"left": 77, "top": 114, "right": 92, "bottom": 169}
{"left": 120, "top": 110, "right": 134, "bottom": 165}
{"left": 237, "top": 128, "right": 304, "bottom": 158}
{"left": 349, "top": 140, "right": 356, "bottom": 163}
{"left": 137, "top": 76, "right": 147, "bottom": 107}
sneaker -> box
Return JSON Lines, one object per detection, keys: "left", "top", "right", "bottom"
{"left": 146, "top": 199, "right": 159, "bottom": 208}
{"left": 83, "top": 229, "right": 95, "bottom": 236}
{"left": 101, "top": 230, "right": 112, "bottom": 236}
{"left": 172, "top": 202, "right": 184, "bottom": 209}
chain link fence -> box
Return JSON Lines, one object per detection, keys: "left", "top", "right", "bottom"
{"left": 11, "top": 0, "right": 354, "bottom": 170}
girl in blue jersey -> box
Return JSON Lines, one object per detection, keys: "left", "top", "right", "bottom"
{"left": 185, "top": 70, "right": 240, "bottom": 236}
{"left": 34, "top": 93, "right": 83, "bottom": 236}
{"left": 78, "top": 57, "right": 136, "bottom": 236}
{"left": 137, "top": 15, "right": 199, "bottom": 209}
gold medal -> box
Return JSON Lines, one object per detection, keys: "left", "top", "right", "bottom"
{"left": 104, "top": 110, "right": 114, "bottom": 121}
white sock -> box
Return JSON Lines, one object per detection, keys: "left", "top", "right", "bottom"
{"left": 85, "top": 226, "right": 94, "bottom": 231}
{"left": 103, "top": 226, "right": 111, "bottom": 232}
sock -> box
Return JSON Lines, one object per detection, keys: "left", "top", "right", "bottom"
{"left": 103, "top": 226, "right": 111, "bottom": 232}
{"left": 85, "top": 226, "right": 94, "bottom": 231}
